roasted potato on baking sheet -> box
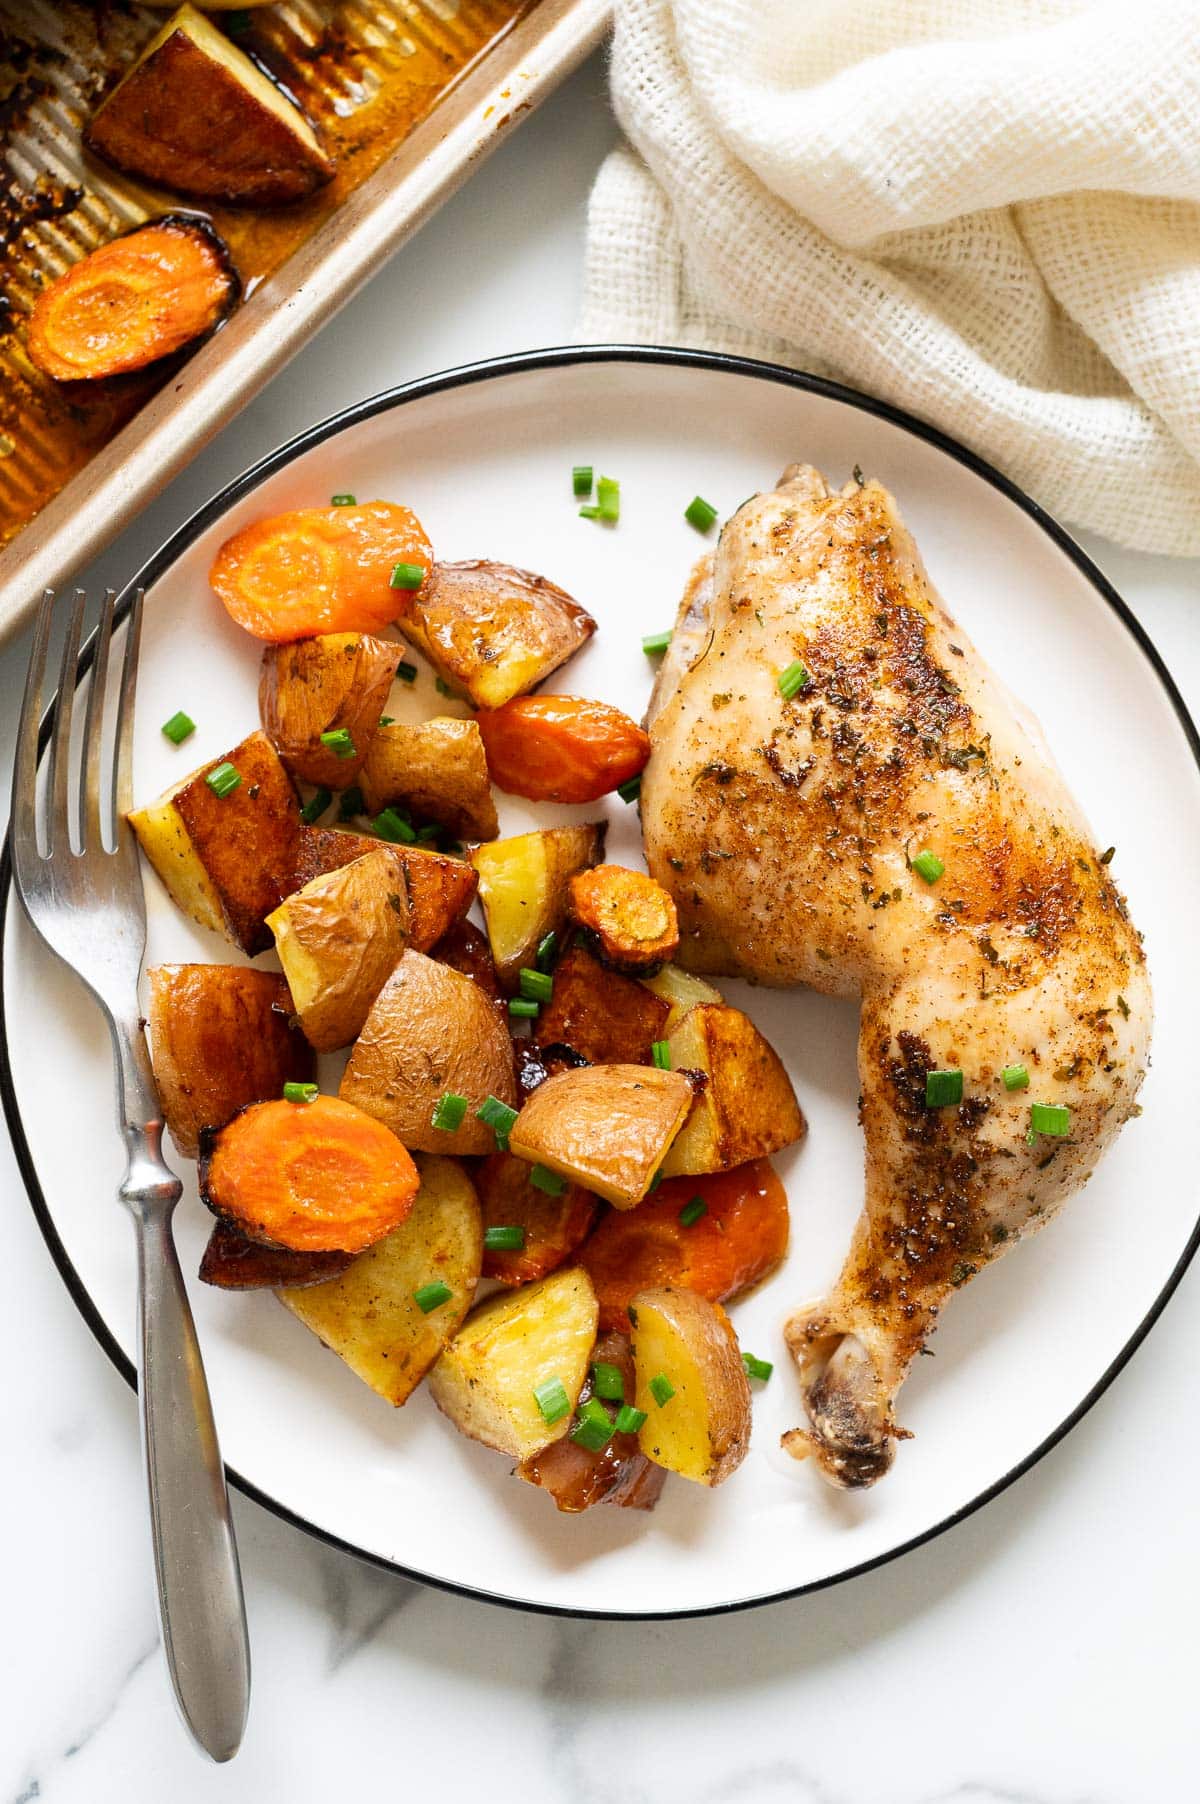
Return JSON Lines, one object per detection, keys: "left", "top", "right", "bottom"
{"left": 509, "top": 1063, "right": 695, "bottom": 1208}
{"left": 517, "top": 1331, "right": 667, "bottom": 1513}
{"left": 533, "top": 942, "right": 669, "bottom": 1065}
{"left": 147, "top": 964, "right": 312, "bottom": 1159}
{"left": 432, "top": 918, "right": 502, "bottom": 1005}
{"left": 199, "top": 1220, "right": 354, "bottom": 1291}
{"left": 630, "top": 1287, "right": 751, "bottom": 1486}
{"left": 278, "top": 1154, "right": 482, "bottom": 1407}
{"left": 293, "top": 826, "right": 477, "bottom": 952}
{"left": 129, "top": 729, "right": 299, "bottom": 955}
{"left": 259, "top": 633, "right": 401, "bottom": 787}
{"left": 569, "top": 865, "right": 679, "bottom": 972}
{"left": 637, "top": 963, "right": 723, "bottom": 1032}
{"left": 661, "top": 1003, "right": 805, "bottom": 1177}
{"left": 85, "top": 5, "right": 334, "bottom": 207}
{"left": 266, "top": 848, "right": 410, "bottom": 1051}
{"left": 340, "top": 951, "right": 517, "bottom": 1154}
{"left": 477, "top": 1152, "right": 599, "bottom": 1286}
{"left": 470, "top": 823, "right": 604, "bottom": 988}
{"left": 399, "top": 560, "right": 595, "bottom": 709}
{"left": 359, "top": 717, "right": 498, "bottom": 841}
{"left": 428, "top": 1267, "right": 598, "bottom": 1461}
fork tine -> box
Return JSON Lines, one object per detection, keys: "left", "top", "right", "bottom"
{"left": 113, "top": 587, "right": 144, "bottom": 825}
{"left": 44, "top": 588, "right": 88, "bottom": 858}
{"left": 80, "top": 588, "right": 116, "bottom": 852}
{"left": 12, "top": 590, "right": 55, "bottom": 863}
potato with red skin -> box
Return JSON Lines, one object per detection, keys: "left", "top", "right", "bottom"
{"left": 477, "top": 696, "right": 650, "bottom": 804}
{"left": 259, "top": 633, "right": 401, "bottom": 788}
{"left": 508, "top": 1063, "right": 696, "bottom": 1208}
{"left": 293, "top": 826, "right": 477, "bottom": 952}
{"left": 533, "top": 943, "right": 669, "bottom": 1065}
{"left": 477, "top": 1152, "right": 598, "bottom": 1286}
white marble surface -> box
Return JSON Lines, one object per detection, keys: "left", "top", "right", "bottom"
{"left": 5, "top": 47, "right": 1200, "bottom": 1803}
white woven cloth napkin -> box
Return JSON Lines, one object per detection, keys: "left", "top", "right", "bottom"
{"left": 580, "top": 0, "right": 1200, "bottom": 555}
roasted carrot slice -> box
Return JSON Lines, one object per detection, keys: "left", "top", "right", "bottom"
{"left": 199, "top": 1094, "right": 419, "bottom": 1254}
{"left": 198, "top": 1219, "right": 354, "bottom": 1291}
{"left": 477, "top": 696, "right": 650, "bottom": 804}
{"left": 26, "top": 216, "right": 239, "bottom": 382}
{"left": 477, "top": 1151, "right": 599, "bottom": 1286}
{"left": 210, "top": 501, "right": 432, "bottom": 642}
{"left": 578, "top": 1159, "right": 789, "bottom": 1333}
{"left": 569, "top": 865, "right": 679, "bottom": 971}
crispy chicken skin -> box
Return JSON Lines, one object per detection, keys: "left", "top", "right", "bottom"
{"left": 642, "top": 465, "right": 1151, "bottom": 1488}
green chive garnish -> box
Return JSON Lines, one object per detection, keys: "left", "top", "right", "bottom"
{"left": 777, "top": 661, "right": 810, "bottom": 701}
{"left": 374, "top": 807, "right": 416, "bottom": 844}
{"left": 319, "top": 727, "right": 356, "bottom": 759}
{"left": 519, "top": 967, "right": 553, "bottom": 1004}
{"left": 679, "top": 1197, "right": 707, "bottom": 1227}
{"left": 484, "top": 1225, "right": 526, "bottom": 1252}
{"left": 573, "top": 464, "right": 593, "bottom": 497}
{"left": 616, "top": 774, "right": 642, "bottom": 804}
{"left": 161, "top": 710, "right": 195, "bottom": 745}
{"left": 684, "top": 495, "right": 718, "bottom": 532}
{"left": 282, "top": 1081, "right": 318, "bottom": 1104}
{"left": 642, "top": 630, "right": 673, "bottom": 656}
{"left": 431, "top": 1091, "right": 468, "bottom": 1132}
{"left": 533, "top": 1376, "right": 570, "bottom": 1424}
{"left": 649, "top": 1373, "right": 675, "bottom": 1407}
{"left": 413, "top": 1280, "right": 452, "bottom": 1313}
{"left": 1002, "top": 1064, "right": 1030, "bottom": 1092}
{"left": 911, "top": 850, "right": 945, "bottom": 884}
{"left": 925, "top": 1068, "right": 963, "bottom": 1108}
{"left": 416, "top": 823, "right": 440, "bottom": 841}
{"left": 614, "top": 1404, "right": 647, "bottom": 1435}
{"left": 330, "top": 492, "right": 356, "bottom": 506}
{"left": 338, "top": 785, "right": 364, "bottom": 820}
{"left": 570, "top": 1397, "right": 613, "bottom": 1451}
{"left": 650, "top": 1040, "right": 671, "bottom": 1070}
{"left": 529, "top": 1164, "right": 566, "bottom": 1196}
{"left": 646, "top": 1168, "right": 664, "bottom": 1194}
{"left": 300, "top": 787, "right": 333, "bottom": 824}
{"left": 378, "top": 715, "right": 395, "bottom": 727}
{"left": 205, "top": 761, "right": 241, "bottom": 799}
{"left": 1030, "top": 1102, "right": 1071, "bottom": 1137}
{"left": 476, "top": 1094, "right": 519, "bottom": 1148}
{"left": 509, "top": 997, "right": 539, "bottom": 1020}
{"left": 742, "top": 1352, "right": 773, "bottom": 1382}
{"left": 597, "top": 476, "right": 620, "bottom": 521}
{"left": 390, "top": 562, "right": 426, "bottom": 590}
{"left": 536, "top": 931, "right": 557, "bottom": 972}
{"left": 396, "top": 661, "right": 418, "bottom": 684}
{"left": 591, "top": 1362, "right": 624, "bottom": 1402}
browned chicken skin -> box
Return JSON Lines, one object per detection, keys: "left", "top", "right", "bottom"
{"left": 642, "top": 466, "right": 1151, "bottom": 1488}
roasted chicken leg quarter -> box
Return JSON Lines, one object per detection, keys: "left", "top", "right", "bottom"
{"left": 641, "top": 466, "right": 1151, "bottom": 1488}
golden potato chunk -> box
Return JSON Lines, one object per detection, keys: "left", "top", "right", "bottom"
{"left": 508, "top": 1063, "right": 695, "bottom": 1208}
{"left": 293, "top": 826, "right": 477, "bottom": 952}
{"left": 637, "top": 963, "right": 723, "bottom": 1032}
{"left": 266, "top": 848, "right": 410, "bottom": 1052}
{"left": 399, "top": 560, "right": 595, "bottom": 709}
{"left": 259, "top": 633, "right": 401, "bottom": 788}
{"left": 630, "top": 1287, "right": 751, "bottom": 1486}
{"left": 661, "top": 1003, "right": 806, "bottom": 1177}
{"left": 359, "top": 717, "right": 498, "bottom": 842}
{"left": 470, "top": 823, "right": 604, "bottom": 987}
{"left": 533, "top": 942, "right": 669, "bottom": 1065}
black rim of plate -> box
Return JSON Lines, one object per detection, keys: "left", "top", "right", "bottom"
{"left": 3, "top": 344, "right": 1198, "bottom": 1621}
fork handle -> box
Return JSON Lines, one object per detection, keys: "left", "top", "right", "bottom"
{"left": 122, "top": 1126, "right": 251, "bottom": 1763}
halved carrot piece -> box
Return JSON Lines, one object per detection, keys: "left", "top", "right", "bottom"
{"left": 27, "top": 215, "right": 239, "bottom": 382}
{"left": 198, "top": 1094, "right": 419, "bottom": 1254}
{"left": 477, "top": 1151, "right": 598, "bottom": 1286}
{"left": 477, "top": 696, "right": 650, "bottom": 803}
{"left": 210, "top": 500, "right": 432, "bottom": 642}
{"left": 569, "top": 865, "right": 679, "bottom": 971}
{"left": 578, "top": 1159, "right": 789, "bottom": 1333}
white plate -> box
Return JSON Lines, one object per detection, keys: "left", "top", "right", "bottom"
{"left": 5, "top": 349, "right": 1199, "bottom": 1619}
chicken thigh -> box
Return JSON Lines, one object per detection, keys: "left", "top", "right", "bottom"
{"left": 641, "top": 466, "right": 1151, "bottom": 1487}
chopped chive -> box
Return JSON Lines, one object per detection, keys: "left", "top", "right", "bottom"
{"left": 396, "top": 661, "right": 418, "bottom": 684}
{"left": 413, "top": 1280, "right": 452, "bottom": 1314}
{"left": 338, "top": 785, "right": 364, "bottom": 820}
{"left": 519, "top": 967, "right": 553, "bottom": 1004}
{"left": 1029, "top": 1102, "right": 1071, "bottom": 1137}
{"left": 319, "top": 727, "right": 356, "bottom": 759}
{"left": 642, "top": 630, "right": 673, "bottom": 656}
{"left": 684, "top": 495, "right": 719, "bottom": 533}
{"left": 205, "top": 761, "right": 241, "bottom": 798}
{"left": 431, "top": 1091, "right": 468, "bottom": 1132}
{"left": 646, "top": 1168, "right": 664, "bottom": 1194}
{"left": 161, "top": 710, "right": 195, "bottom": 745}
{"left": 777, "top": 660, "right": 810, "bottom": 701}
{"left": 484, "top": 1224, "right": 526, "bottom": 1252}
{"left": 282, "top": 1081, "right": 318, "bottom": 1104}
{"left": 330, "top": 492, "right": 356, "bottom": 506}
{"left": 509, "top": 997, "right": 539, "bottom": 1020}
{"left": 679, "top": 1196, "right": 707, "bottom": 1227}
{"left": 416, "top": 823, "right": 441, "bottom": 841}
{"left": 1002, "top": 1063, "right": 1030, "bottom": 1092}
{"left": 616, "top": 774, "right": 642, "bottom": 804}
{"left": 596, "top": 476, "right": 620, "bottom": 522}
{"left": 742, "top": 1352, "right": 773, "bottom": 1382}
{"left": 374, "top": 807, "right": 416, "bottom": 844}
{"left": 390, "top": 562, "right": 426, "bottom": 590}
{"left": 591, "top": 1362, "right": 625, "bottom": 1402}
{"left": 911, "top": 850, "right": 945, "bottom": 885}
{"left": 650, "top": 1040, "right": 671, "bottom": 1070}
{"left": 570, "top": 1397, "right": 613, "bottom": 1451}
{"left": 925, "top": 1068, "right": 963, "bottom": 1108}
{"left": 529, "top": 1163, "right": 566, "bottom": 1196}
{"left": 536, "top": 931, "right": 557, "bottom": 973}
{"left": 573, "top": 464, "right": 593, "bottom": 497}
{"left": 378, "top": 715, "right": 395, "bottom": 727}
{"left": 615, "top": 1403, "right": 647, "bottom": 1435}
{"left": 476, "top": 1094, "right": 519, "bottom": 1149}
{"left": 578, "top": 505, "right": 602, "bottom": 520}
{"left": 649, "top": 1373, "right": 675, "bottom": 1408}
{"left": 300, "top": 787, "right": 333, "bottom": 824}
{"left": 533, "top": 1376, "right": 570, "bottom": 1424}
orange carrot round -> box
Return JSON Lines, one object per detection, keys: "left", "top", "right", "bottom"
{"left": 569, "top": 864, "right": 679, "bottom": 970}
{"left": 477, "top": 696, "right": 650, "bottom": 803}
{"left": 199, "top": 1094, "right": 419, "bottom": 1254}
{"left": 578, "top": 1159, "right": 789, "bottom": 1333}
{"left": 209, "top": 501, "right": 432, "bottom": 642}
{"left": 478, "top": 1151, "right": 598, "bottom": 1286}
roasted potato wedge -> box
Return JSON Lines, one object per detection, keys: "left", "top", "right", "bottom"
{"left": 637, "top": 963, "right": 723, "bottom": 1032}
{"left": 147, "top": 964, "right": 313, "bottom": 1158}
{"left": 399, "top": 560, "right": 595, "bottom": 709}
{"left": 85, "top": 4, "right": 333, "bottom": 206}
{"left": 293, "top": 826, "right": 477, "bottom": 952}
{"left": 470, "top": 823, "right": 605, "bottom": 988}
{"left": 428, "top": 1266, "right": 598, "bottom": 1461}
{"left": 477, "top": 1152, "right": 599, "bottom": 1286}
{"left": 569, "top": 865, "right": 679, "bottom": 972}
{"left": 259, "top": 633, "right": 401, "bottom": 788}
{"left": 509, "top": 1064, "right": 695, "bottom": 1208}
{"left": 340, "top": 950, "right": 517, "bottom": 1154}
{"left": 517, "top": 1331, "right": 666, "bottom": 1513}
{"left": 266, "top": 848, "right": 410, "bottom": 1052}
{"left": 278, "top": 1154, "right": 482, "bottom": 1406}
{"left": 629, "top": 1287, "right": 751, "bottom": 1486}
{"left": 431, "top": 917, "right": 501, "bottom": 1005}
{"left": 199, "top": 1220, "right": 354, "bottom": 1291}
{"left": 359, "top": 717, "right": 498, "bottom": 841}
{"left": 661, "top": 1003, "right": 805, "bottom": 1177}
{"left": 129, "top": 729, "right": 300, "bottom": 955}
{"left": 533, "top": 942, "right": 669, "bottom": 1064}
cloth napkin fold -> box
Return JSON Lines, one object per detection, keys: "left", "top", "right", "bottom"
{"left": 580, "top": 0, "right": 1200, "bottom": 556}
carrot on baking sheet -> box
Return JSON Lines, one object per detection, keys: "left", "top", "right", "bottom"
{"left": 476, "top": 696, "right": 650, "bottom": 804}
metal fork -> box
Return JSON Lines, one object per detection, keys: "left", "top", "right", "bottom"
{"left": 11, "top": 587, "right": 250, "bottom": 1762}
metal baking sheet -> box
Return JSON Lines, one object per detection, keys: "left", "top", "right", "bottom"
{"left": 0, "top": 0, "right": 609, "bottom": 640}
